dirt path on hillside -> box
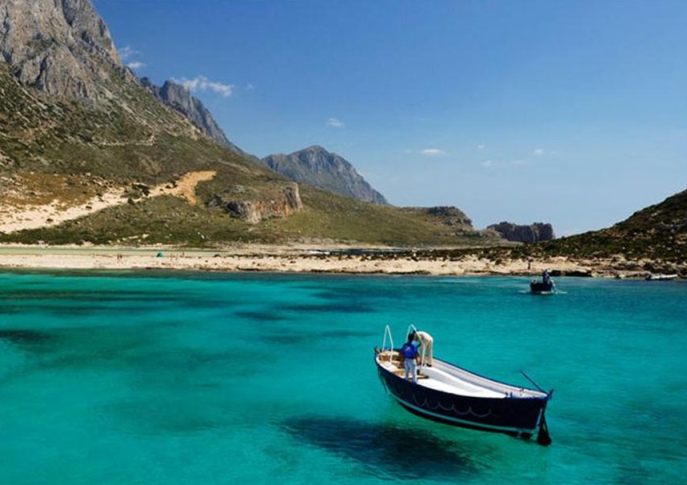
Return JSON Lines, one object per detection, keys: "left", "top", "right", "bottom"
{"left": 0, "top": 170, "right": 216, "bottom": 234}
{"left": 156, "top": 170, "right": 216, "bottom": 206}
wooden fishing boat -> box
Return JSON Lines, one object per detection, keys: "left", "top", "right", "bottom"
{"left": 374, "top": 327, "right": 553, "bottom": 444}
{"left": 530, "top": 281, "right": 555, "bottom": 295}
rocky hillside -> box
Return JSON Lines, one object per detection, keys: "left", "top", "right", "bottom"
{"left": 141, "top": 77, "right": 247, "bottom": 156}
{"left": 534, "top": 189, "right": 687, "bottom": 262}
{"left": 475, "top": 188, "right": 687, "bottom": 269}
{"left": 262, "top": 146, "right": 388, "bottom": 205}
{"left": 487, "top": 222, "right": 555, "bottom": 243}
{"left": 0, "top": 0, "right": 131, "bottom": 100}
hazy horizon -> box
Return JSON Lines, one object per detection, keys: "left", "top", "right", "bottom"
{"left": 96, "top": 0, "right": 687, "bottom": 236}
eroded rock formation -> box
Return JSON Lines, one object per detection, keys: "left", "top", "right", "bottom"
{"left": 208, "top": 183, "right": 303, "bottom": 224}
{"left": 487, "top": 222, "right": 555, "bottom": 243}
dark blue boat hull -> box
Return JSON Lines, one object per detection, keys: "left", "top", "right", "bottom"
{"left": 530, "top": 281, "right": 554, "bottom": 294}
{"left": 376, "top": 358, "right": 549, "bottom": 436}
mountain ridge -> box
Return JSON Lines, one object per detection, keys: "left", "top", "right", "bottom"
{"left": 262, "top": 146, "right": 388, "bottom": 205}
{"left": 140, "top": 77, "right": 249, "bottom": 156}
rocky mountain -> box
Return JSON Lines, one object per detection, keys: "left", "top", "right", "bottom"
{"left": 262, "top": 146, "right": 388, "bottom": 205}
{"left": 0, "top": 0, "right": 132, "bottom": 100}
{"left": 140, "top": 77, "right": 247, "bottom": 156}
{"left": 487, "top": 222, "right": 555, "bottom": 243}
{"left": 539, "top": 189, "right": 687, "bottom": 262}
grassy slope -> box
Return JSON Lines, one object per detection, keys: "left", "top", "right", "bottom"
{"left": 0, "top": 66, "right": 500, "bottom": 247}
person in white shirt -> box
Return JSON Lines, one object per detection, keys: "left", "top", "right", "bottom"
{"left": 414, "top": 330, "right": 434, "bottom": 367}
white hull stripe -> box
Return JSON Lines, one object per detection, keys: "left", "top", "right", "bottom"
{"left": 388, "top": 392, "right": 536, "bottom": 434}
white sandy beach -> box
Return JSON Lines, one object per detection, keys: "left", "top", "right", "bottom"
{"left": 0, "top": 244, "right": 666, "bottom": 278}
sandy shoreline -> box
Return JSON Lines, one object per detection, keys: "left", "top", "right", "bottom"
{"left": 0, "top": 244, "right": 680, "bottom": 279}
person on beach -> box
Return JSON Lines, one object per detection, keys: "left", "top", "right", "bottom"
{"left": 414, "top": 330, "right": 434, "bottom": 366}
{"left": 400, "top": 333, "right": 419, "bottom": 383}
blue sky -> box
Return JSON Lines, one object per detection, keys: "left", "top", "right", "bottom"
{"left": 95, "top": 0, "right": 687, "bottom": 234}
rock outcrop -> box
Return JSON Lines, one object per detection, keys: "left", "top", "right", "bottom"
{"left": 404, "top": 206, "right": 473, "bottom": 232}
{"left": 0, "top": 0, "right": 131, "bottom": 100}
{"left": 141, "top": 78, "right": 246, "bottom": 155}
{"left": 261, "top": 146, "right": 387, "bottom": 205}
{"left": 424, "top": 206, "right": 473, "bottom": 229}
{"left": 487, "top": 222, "right": 555, "bottom": 243}
{"left": 208, "top": 183, "right": 303, "bottom": 224}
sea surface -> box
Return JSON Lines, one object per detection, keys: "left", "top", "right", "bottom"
{"left": 1, "top": 271, "right": 685, "bottom": 484}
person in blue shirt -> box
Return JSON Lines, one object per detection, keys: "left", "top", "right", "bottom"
{"left": 400, "top": 332, "right": 419, "bottom": 383}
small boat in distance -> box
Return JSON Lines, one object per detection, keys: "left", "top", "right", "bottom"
{"left": 375, "top": 326, "right": 553, "bottom": 445}
{"left": 530, "top": 270, "right": 556, "bottom": 295}
{"left": 530, "top": 281, "right": 555, "bottom": 294}
{"left": 645, "top": 273, "right": 678, "bottom": 281}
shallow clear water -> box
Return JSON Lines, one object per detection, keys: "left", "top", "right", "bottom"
{"left": 1, "top": 271, "right": 685, "bottom": 484}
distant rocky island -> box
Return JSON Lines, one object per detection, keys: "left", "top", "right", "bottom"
{"left": 487, "top": 222, "right": 555, "bottom": 243}
{"left": 262, "top": 146, "right": 388, "bottom": 205}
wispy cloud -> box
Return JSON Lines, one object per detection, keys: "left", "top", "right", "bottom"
{"left": 326, "top": 117, "right": 344, "bottom": 128}
{"left": 482, "top": 159, "right": 526, "bottom": 169}
{"left": 119, "top": 45, "right": 138, "bottom": 61}
{"left": 127, "top": 61, "right": 145, "bottom": 70}
{"left": 420, "top": 148, "right": 446, "bottom": 156}
{"left": 533, "top": 148, "right": 545, "bottom": 156}
{"left": 172, "top": 76, "right": 234, "bottom": 97}
{"left": 477, "top": 144, "right": 486, "bottom": 150}
{"left": 245, "top": 83, "right": 255, "bottom": 91}
{"left": 120, "top": 46, "right": 145, "bottom": 71}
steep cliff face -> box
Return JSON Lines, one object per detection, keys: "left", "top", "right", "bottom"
{"left": 0, "top": 0, "right": 131, "bottom": 99}
{"left": 487, "top": 222, "right": 555, "bottom": 243}
{"left": 141, "top": 77, "right": 247, "bottom": 155}
{"left": 262, "top": 146, "right": 387, "bottom": 205}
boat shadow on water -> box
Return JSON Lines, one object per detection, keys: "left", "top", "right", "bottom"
{"left": 280, "top": 415, "right": 488, "bottom": 480}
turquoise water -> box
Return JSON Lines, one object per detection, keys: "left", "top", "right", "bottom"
{"left": 1, "top": 271, "right": 685, "bottom": 484}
